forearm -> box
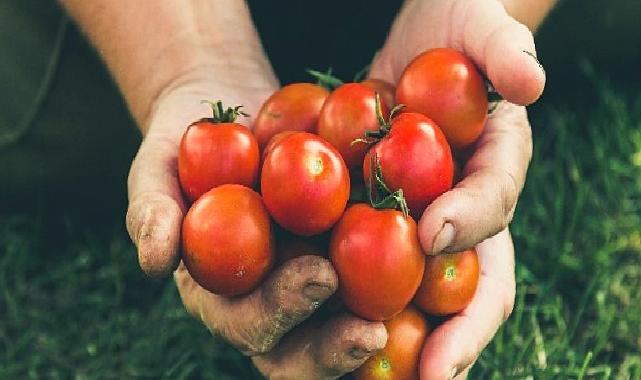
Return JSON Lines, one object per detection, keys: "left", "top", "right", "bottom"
{"left": 500, "top": 0, "right": 558, "bottom": 31}
{"left": 60, "top": 0, "right": 274, "bottom": 132}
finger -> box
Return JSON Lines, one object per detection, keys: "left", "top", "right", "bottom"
{"left": 452, "top": 0, "right": 545, "bottom": 105}
{"left": 419, "top": 102, "right": 531, "bottom": 254}
{"left": 252, "top": 314, "right": 387, "bottom": 380}
{"left": 126, "top": 130, "right": 185, "bottom": 277}
{"left": 175, "top": 255, "right": 338, "bottom": 355}
{"left": 420, "top": 230, "right": 516, "bottom": 380}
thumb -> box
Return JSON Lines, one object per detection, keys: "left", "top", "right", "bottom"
{"left": 126, "top": 130, "right": 185, "bottom": 278}
{"left": 454, "top": 0, "right": 545, "bottom": 105}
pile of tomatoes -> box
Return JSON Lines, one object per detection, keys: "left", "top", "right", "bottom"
{"left": 178, "top": 48, "right": 489, "bottom": 379}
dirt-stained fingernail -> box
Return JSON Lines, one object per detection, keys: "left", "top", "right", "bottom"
{"left": 432, "top": 222, "right": 455, "bottom": 254}
{"left": 303, "top": 283, "right": 334, "bottom": 303}
{"left": 523, "top": 50, "right": 545, "bottom": 74}
{"left": 348, "top": 347, "right": 372, "bottom": 360}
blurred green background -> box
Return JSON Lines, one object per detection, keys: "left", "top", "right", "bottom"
{"left": 1, "top": 0, "right": 641, "bottom": 378}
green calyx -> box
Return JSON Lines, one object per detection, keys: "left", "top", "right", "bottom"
{"left": 201, "top": 100, "right": 248, "bottom": 123}
{"left": 367, "top": 153, "right": 410, "bottom": 217}
{"left": 307, "top": 68, "right": 344, "bottom": 91}
{"left": 351, "top": 93, "right": 405, "bottom": 148}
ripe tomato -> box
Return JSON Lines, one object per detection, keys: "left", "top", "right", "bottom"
{"left": 317, "top": 83, "right": 389, "bottom": 168}
{"left": 178, "top": 102, "right": 259, "bottom": 202}
{"left": 261, "top": 132, "right": 350, "bottom": 236}
{"left": 361, "top": 78, "right": 396, "bottom": 109}
{"left": 396, "top": 48, "right": 488, "bottom": 150}
{"left": 253, "top": 83, "right": 329, "bottom": 151}
{"left": 364, "top": 112, "right": 454, "bottom": 220}
{"left": 354, "top": 306, "right": 430, "bottom": 380}
{"left": 330, "top": 204, "right": 425, "bottom": 321}
{"left": 414, "top": 249, "right": 479, "bottom": 316}
{"left": 182, "top": 184, "right": 274, "bottom": 296}
{"left": 261, "top": 130, "right": 297, "bottom": 163}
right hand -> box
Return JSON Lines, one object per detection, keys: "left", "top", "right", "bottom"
{"left": 125, "top": 63, "right": 387, "bottom": 379}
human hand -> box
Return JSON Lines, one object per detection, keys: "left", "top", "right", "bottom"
{"left": 125, "top": 64, "right": 387, "bottom": 378}
{"left": 369, "top": 0, "right": 537, "bottom": 256}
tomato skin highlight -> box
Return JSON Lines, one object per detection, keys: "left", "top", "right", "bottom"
{"left": 413, "top": 249, "right": 480, "bottom": 316}
{"left": 396, "top": 48, "right": 488, "bottom": 150}
{"left": 181, "top": 184, "right": 274, "bottom": 296}
{"left": 330, "top": 204, "right": 425, "bottom": 321}
{"left": 178, "top": 120, "right": 259, "bottom": 202}
{"left": 261, "top": 132, "right": 350, "bottom": 236}
{"left": 318, "top": 83, "right": 389, "bottom": 168}
{"left": 364, "top": 112, "right": 454, "bottom": 220}
{"left": 354, "top": 306, "right": 430, "bottom": 380}
{"left": 253, "top": 83, "right": 329, "bottom": 151}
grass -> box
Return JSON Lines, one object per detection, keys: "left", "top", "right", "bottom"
{"left": 2, "top": 69, "right": 641, "bottom": 379}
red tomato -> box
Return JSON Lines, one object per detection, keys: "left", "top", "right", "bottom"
{"left": 354, "top": 306, "right": 430, "bottom": 380}
{"left": 364, "top": 112, "right": 454, "bottom": 220}
{"left": 361, "top": 78, "right": 396, "bottom": 109}
{"left": 330, "top": 204, "right": 425, "bottom": 321}
{"left": 253, "top": 83, "right": 329, "bottom": 151}
{"left": 261, "top": 130, "right": 297, "bottom": 163}
{"left": 396, "top": 48, "right": 488, "bottom": 150}
{"left": 317, "top": 83, "right": 389, "bottom": 168}
{"left": 182, "top": 184, "right": 274, "bottom": 296}
{"left": 178, "top": 103, "right": 259, "bottom": 202}
{"left": 261, "top": 132, "right": 350, "bottom": 236}
{"left": 414, "top": 249, "right": 480, "bottom": 316}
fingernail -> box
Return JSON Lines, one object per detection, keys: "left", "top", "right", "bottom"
{"left": 348, "top": 347, "right": 371, "bottom": 360}
{"left": 523, "top": 50, "right": 545, "bottom": 74}
{"left": 448, "top": 367, "right": 460, "bottom": 379}
{"left": 303, "top": 283, "right": 334, "bottom": 302}
{"left": 432, "top": 222, "right": 455, "bottom": 254}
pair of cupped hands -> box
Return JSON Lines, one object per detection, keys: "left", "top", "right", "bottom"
{"left": 126, "top": 1, "right": 545, "bottom": 379}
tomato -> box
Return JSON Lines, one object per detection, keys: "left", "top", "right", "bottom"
{"left": 317, "top": 83, "right": 389, "bottom": 168}
{"left": 330, "top": 203, "right": 425, "bottom": 321}
{"left": 364, "top": 112, "right": 454, "bottom": 220}
{"left": 182, "top": 184, "right": 274, "bottom": 296}
{"left": 396, "top": 48, "right": 488, "bottom": 150}
{"left": 261, "top": 130, "right": 297, "bottom": 163}
{"left": 261, "top": 132, "right": 350, "bottom": 236}
{"left": 413, "top": 249, "right": 479, "bottom": 316}
{"left": 354, "top": 306, "right": 430, "bottom": 380}
{"left": 361, "top": 78, "right": 396, "bottom": 109}
{"left": 178, "top": 101, "right": 259, "bottom": 202}
{"left": 253, "top": 83, "right": 329, "bottom": 151}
